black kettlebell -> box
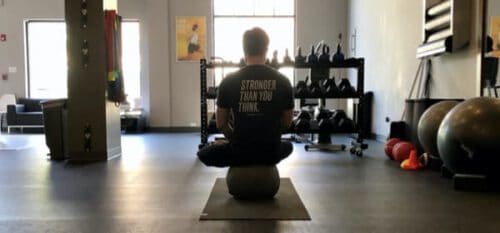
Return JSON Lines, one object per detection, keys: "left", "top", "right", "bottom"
{"left": 294, "top": 76, "right": 311, "bottom": 98}
{"left": 332, "top": 33, "right": 345, "bottom": 64}
{"left": 338, "top": 78, "right": 357, "bottom": 97}
{"left": 295, "top": 47, "right": 306, "bottom": 65}
{"left": 283, "top": 48, "right": 293, "bottom": 65}
{"left": 319, "top": 44, "right": 331, "bottom": 65}
{"left": 239, "top": 58, "right": 246, "bottom": 67}
{"left": 297, "top": 110, "right": 312, "bottom": 120}
{"left": 307, "top": 45, "right": 318, "bottom": 65}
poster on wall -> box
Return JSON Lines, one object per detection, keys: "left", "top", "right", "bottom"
{"left": 176, "top": 16, "right": 206, "bottom": 61}
{"left": 490, "top": 16, "right": 500, "bottom": 57}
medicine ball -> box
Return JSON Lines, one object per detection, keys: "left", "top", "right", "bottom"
{"left": 392, "top": 141, "right": 416, "bottom": 162}
{"left": 384, "top": 138, "right": 401, "bottom": 160}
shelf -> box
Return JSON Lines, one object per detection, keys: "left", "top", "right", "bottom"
{"left": 206, "top": 58, "right": 363, "bottom": 69}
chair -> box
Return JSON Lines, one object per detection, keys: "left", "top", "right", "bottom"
{"left": 0, "top": 94, "right": 16, "bottom": 131}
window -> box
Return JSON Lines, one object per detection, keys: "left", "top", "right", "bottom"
{"left": 213, "top": 0, "right": 295, "bottom": 84}
{"left": 25, "top": 21, "right": 141, "bottom": 103}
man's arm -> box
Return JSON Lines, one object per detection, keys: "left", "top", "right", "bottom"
{"left": 216, "top": 107, "right": 233, "bottom": 139}
{"left": 281, "top": 108, "right": 294, "bottom": 131}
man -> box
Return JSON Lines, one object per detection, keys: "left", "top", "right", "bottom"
{"left": 197, "top": 27, "right": 294, "bottom": 167}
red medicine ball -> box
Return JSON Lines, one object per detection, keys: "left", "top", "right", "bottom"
{"left": 392, "top": 142, "right": 416, "bottom": 162}
{"left": 384, "top": 138, "right": 401, "bottom": 160}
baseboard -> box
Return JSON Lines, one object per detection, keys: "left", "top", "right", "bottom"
{"left": 373, "top": 134, "right": 388, "bottom": 142}
{"left": 147, "top": 127, "right": 200, "bottom": 133}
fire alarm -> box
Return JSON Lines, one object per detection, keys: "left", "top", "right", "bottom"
{"left": 0, "top": 34, "right": 6, "bottom": 42}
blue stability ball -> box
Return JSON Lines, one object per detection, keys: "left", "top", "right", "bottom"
{"left": 418, "top": 101, "right": 460, "bottom": 158}
{"left": 226, "top": 165, "right": 280, "bottom": 200}
{"left": 437, "top": 97, "right": 500, "bottom": 176}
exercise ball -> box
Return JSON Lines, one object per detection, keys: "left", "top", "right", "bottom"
{"left": 437, "top": 97, "right": 500, "bottom": 176}
{"left": 417, "top": 101, "right": 459, "bottom": 158}
{"left": 226, "top": 165, "right": 280, "bottom": 200}
{"left": 384, "top": 138, "right": 401, "bottom": 160}
{"left": 392, "top": 141, "right": 415, "bottom": 162}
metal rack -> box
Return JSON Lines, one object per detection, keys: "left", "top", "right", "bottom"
{"left": 199, "top": 58, "right": 368, "bottom": 156}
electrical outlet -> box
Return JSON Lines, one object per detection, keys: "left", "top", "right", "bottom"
{"left": 190, "top": 122, "right": 197, "bottom": 127}
{"left": 8, "top": 66, "right": 17, "bottom": 73}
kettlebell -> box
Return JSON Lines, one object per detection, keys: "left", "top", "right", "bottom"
{"left": 295, "top": 47, "right": 306, "bottom": 65}
{"left": 283, "top": 48, "right": 293, "bottom": 65}
{"left": 319, "top": 44, "right": 331, "bottom": 65}
{"left": 307, "top": 45, "right": 318, "bottom": 65}
{"left": 271, "top": 50, "right": 279, "bottom": 68}
{"left": 332, "top": 33, "right": 345, "bottom": 64}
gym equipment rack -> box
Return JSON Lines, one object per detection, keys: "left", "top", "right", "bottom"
{"left": 199, "top": 58, "right": 368, "bottom": 156}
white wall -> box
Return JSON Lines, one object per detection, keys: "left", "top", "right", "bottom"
{"left": 348, "top": 0, "right": 483, "bottom": 138}
{"left": 0, "top": 0, "right": 349, "bottom": 128}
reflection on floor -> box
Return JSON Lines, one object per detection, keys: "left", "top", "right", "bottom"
{"left": 0, "top": 133, "right": 499, "bottom": 233}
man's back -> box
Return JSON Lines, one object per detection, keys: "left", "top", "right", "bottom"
{"left": 217, "top": 64, "right": 294, "bottom": 153}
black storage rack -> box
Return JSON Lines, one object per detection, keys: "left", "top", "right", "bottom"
{"left": 199, "top": 58, "right": 368, "bottom": 156}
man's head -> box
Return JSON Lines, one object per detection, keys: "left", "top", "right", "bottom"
{"left": 243, "top": 27, "right": 269, "bottom": 61}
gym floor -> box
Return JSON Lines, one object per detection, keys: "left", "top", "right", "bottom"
{"left": 0, "top": 133, "right": 499, "bottom": 233}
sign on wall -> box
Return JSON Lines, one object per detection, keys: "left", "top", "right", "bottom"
{"left": 176, "top": 16, "right": 206, "bottom": 61}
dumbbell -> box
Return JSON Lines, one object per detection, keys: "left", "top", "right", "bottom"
{"left": 293, "top": 110, "right": 312, "bottom": 132}
{"left": 307, "top": 45, "right": 318, "bottom": 65}
{"left": 322, "top": 76, "right": 339, "bottom": 97}
{"left": 283, "top": 48, "right": 293, "bottom": 65}
{"left": 337, "top": 118, "right": 355, "bottom": 133}
{"left": 319, "top": 118, "right": 336, "bottom": 133}
{"left": 314, "top": 107, "right": 333, "bottom": 121}
{"left": 295, "top": 47, "right": 306, "bottom": 65}
{"left": 294, "top": 76, "right": 311, "bottom": 98}
{"left": 319, "top": 44, "right": 331, "bottom": 66}
{"left": 329, "top": 109, "right": 348, "bottom": 132}
{"left": 338, "top": 78, "right": 357, "bottom": 97}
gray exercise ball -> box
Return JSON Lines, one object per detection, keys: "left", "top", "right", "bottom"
{"left": 437, "top": 97, "right": 500, "bottom": 176}
{"left": 417, "top": 100, "right": 459, "bottom": 158}
{"left": 226, "top": 165, "right": 280, "bottom": 200}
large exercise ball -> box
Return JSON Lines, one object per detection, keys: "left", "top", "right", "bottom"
{"left": 417, "top": 101, "right": 460, "bottom": 158}
{"left": 437, "top": 97, "right": 500, "bottom": 176}
{"left": 226, "top": 165, "right": 280, "bottom": 200}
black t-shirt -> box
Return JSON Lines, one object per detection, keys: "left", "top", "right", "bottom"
{"left": 217, "top": 64, "right": 294, "bottom": 154}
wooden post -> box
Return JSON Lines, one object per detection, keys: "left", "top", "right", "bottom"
{"left": 65, "top": 0, "right": 121, "bottom": 162}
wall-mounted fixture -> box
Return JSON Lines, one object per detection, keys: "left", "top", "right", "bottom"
{"left": 417, "top": 0, "right": 471, "bottom": 58}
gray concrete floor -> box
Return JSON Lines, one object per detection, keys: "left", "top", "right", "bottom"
{"left": 0, "top": 133, "right": 499, "bottom": 233}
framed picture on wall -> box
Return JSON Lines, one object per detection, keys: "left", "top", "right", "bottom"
{"left": 490, "top": 16, "right": 500, "bottom": 57}
{"left": 176, "top": 16, "right": 206, "bottom": 61}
